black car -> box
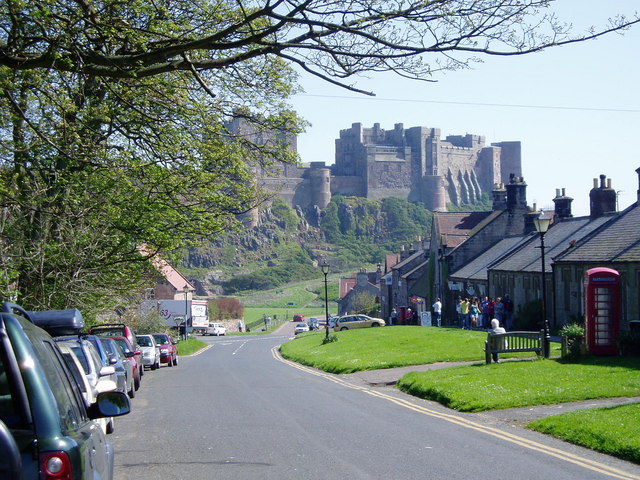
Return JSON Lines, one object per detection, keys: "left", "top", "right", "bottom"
{"left": 0, "top": 302, "right": 131, "bottom": 479}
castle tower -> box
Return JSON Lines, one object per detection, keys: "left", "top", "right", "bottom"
{"left": 309, "top": 165, "right": 331, "bottom": 209}
{"left": 589, "top": 174, "right": 616, "bottom": 218}
{"left": 422, "top": 175, "right": 447, "bottom": 212}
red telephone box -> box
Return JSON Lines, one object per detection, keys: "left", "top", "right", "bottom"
{"left": 583, "top": 267, "right": 621, "bottom": 355}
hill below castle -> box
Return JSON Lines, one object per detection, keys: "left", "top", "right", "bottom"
{"left": 181, "top": 194, "right": 492, "bottom": 298}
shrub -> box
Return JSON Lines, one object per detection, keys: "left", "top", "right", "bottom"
{"left": 559, "top": 323, "right": 585, "bottom": 359}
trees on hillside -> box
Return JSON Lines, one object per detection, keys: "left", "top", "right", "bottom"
{"left": 1, "top": 1, "right": 637, "bottom": 311}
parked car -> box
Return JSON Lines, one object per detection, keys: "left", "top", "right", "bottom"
{"left": 100, "top": 337, "right": 135, "bottom": 399}
{"left": 0, "top": 302, "right": 130, "bottom": 480}
{"left": 151, "top": 333, "right": 179, "bottom": 366}
{"left": 293, "top": 313, "right": 305, "bottom": 322}
{"left": 54, "top": 336, "right": 118, "bottom": 395}
{"left": 136, "top": 334, "right": 161, "bottom": 370}
{"left": 333, "top": 314, "right": 386, "bottom": 331}
{"left": 89, "top": 322, "right": 137, "bottom": 353}
{"left": 294, "top": 322, "right": 310, "bottom": 334}
{"left": 58, "top": 343, "right": 117, "bottom": 434}
{"left": 91, "top": 324, "right": 144, "bottom": 381}
{"left": 106, "top": 336, "right": 142, "bottom": 391}
{"left": 204, "top": 322, "right": 226, "bottom": 336}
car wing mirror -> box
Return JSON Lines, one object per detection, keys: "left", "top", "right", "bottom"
{"left": 133, "top": 350, "right": 142, "bottom": 356}
{"left": 88, "top": 391, "right": 131, "bottom": 418}
{"left": 99, "top": 365, "right": 116, "bottom": 377}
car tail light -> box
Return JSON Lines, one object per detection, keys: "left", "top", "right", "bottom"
{"left": 40, "top": 452, "right": 72, "bottom": 479}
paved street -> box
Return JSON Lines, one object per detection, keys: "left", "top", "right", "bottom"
{"left": 110, "top": 328, "right": 640, "bottom": 480}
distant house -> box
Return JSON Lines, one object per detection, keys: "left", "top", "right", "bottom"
{"left": 138, "top": 245, "right": 195, "bottom": 300}
{"left": 338, "top": 268, "right": 381, "bottom": 315}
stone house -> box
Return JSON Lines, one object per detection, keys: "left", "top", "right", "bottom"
{"left": 380, "top": 245, "right": 429, "bottom": 324}
{"left": 429, "top": 175, "right": 533, "bottom": 323}
{"left": 552, "top": 175, "right": 640, "bottom": 330}
{"left": 338, "top": 268, "right": 381, "bottom": 315}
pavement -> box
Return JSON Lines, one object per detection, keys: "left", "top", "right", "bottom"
{"left": 274, "top": 321, "right": 640, "bottom": 425}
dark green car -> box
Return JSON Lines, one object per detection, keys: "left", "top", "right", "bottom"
{"left": 0, "top": 303, "right": 131, "bottom": 479}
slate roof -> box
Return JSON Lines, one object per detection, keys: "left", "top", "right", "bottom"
{"left": 449, "top": 235, "right": 529, "bottom": 281}
{"left": 393, "top": 249, "right": 425, "bottom": 271}
{"left": 435, "top": 211, "right": 495, "bottom": 248}
{"left": 489, "top": 214, "right": 614, "bottom": 273}
{"left": 555, "top": 203, "right": 640, "bottom": 263}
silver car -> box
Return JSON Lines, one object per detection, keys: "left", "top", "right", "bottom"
{"left": 136, "top": 334, "right": 161, "bottom": 370}
{"left": 100, "top": 337, "right": 136, "bottom": 399}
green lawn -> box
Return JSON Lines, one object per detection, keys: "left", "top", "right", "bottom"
{"left": 280, "top": 326, "right": 558, "bottom": 373}
{"left": 279, "top": 326, "right": 640, "bottom": 464}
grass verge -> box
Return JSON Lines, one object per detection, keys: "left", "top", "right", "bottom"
{"left": 176, "top": 337, "right": 207, "bottom": 356}
{"left": 396, "top": 356, "right": 640, "bottom": 412}
{"left": 527, "top": 403, "right": 640, "bottom": 464}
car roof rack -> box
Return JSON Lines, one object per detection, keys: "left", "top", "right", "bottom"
{"left": 1, "top": 302, "right": 84, "bottom": 336}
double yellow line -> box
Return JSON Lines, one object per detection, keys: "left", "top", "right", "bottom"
{"left": 272, "top": 347, "right": 640, "bottom": 480}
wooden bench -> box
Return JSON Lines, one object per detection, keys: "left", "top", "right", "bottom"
{"left": 485, "top": 330, "right": 544, "bottom": 364}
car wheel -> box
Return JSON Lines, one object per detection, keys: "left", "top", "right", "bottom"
{"left": 128, "top": 384, "right": 135, "bottom": 398}
{"left": 371, "top": 323, "right": 380, "bottom": 327}
{"left": 168, "top": 358, "right": 173, "bottom": 367}
{"left": 106, "top": 418, "right": 115, "bottom": 434}
{"left": 340, "top": 327, "right": 348, "bottom": 331}
{"left": 134, "top": 376, "right": 140, "bottom": 391}
{"left": 140, "top": 365, "right": 144, "bottom": 377}
{"left": 173, "top": 356, "right": 178, "bottom": 366}
{"left": 151, "top": 361, "right": 157, "bottom": 371}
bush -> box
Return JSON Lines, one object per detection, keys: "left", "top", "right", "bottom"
{"left": 559, "top": 323, "right": 585, "bottom": 359}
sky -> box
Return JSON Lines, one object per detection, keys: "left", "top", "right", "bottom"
{"left": 288, "top": 1, "right": 640, "bottom": 217}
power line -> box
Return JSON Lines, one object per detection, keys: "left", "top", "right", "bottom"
{"left": 297, "top": 93, "right": 640, "bottom": 113}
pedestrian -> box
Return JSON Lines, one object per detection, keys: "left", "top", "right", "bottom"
{"left": 390, "top": 308, "right": 398, "bottom": 326}
{"left": 460, "top": 298, "right": 470, "bottom": 329}
{"left": 494, "top": 297, "right": 504, "bottom": 324}
{"left": 432, "top": 298, "right": 442, "bottom": 327}
{"left": 480, "top": 296, "right": 490, "bottom": 329}
{"left": 469, "top": 299, "right": 479, "bottom": 329}
{"left": 237, "top": 319, "right": 243, "bottom": 332}
{"left": 456, "top": 298, "right": 464, "bottom": 329}
{"left": 503, "top": 295, "right": 514, "bottom": 330}
{"left": 412, "top": 309, "right": 419, "bottom": 325}
{"left": 489, "top": 318, "right": 507, "bottom": 363}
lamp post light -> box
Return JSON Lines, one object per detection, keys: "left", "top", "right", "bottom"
{"left": 183, "top": 284, "right": 189, "bottom": 342}
{"left": 321, "top": 262, "right": 330, "bottom": 340}
{"left": 533, "top": 210, "right": 551, "bottom": 358}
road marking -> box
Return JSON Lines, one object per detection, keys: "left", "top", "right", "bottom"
{"left": 232, "top": 341, "right": 247, "bottom": 355}
{"left": 272, "top": 347, "right": 640, "bottom": 480}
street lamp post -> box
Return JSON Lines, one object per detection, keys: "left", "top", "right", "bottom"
{"left": 321, "top": 262, "right": 330, "bottom": 340}
{"left": 533, "top": 210, "right": 551, "bottom": 358}
{"left": 183, "top": 284, "right": 189, "bottom": 342}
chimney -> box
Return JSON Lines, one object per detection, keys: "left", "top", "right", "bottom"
{"left": 492, "top": 182, "right": 507, "bottom": 210}
{"left": 523, "top": 203, "right": 539, "bottom": 233}
{"left": 553, "top": 188, "right": 573, "bottom": 219}
{"left": 636, "top": 167, "right": 640, "bottom": 203}
{"left": 506, "top": 174, "right": 527, "bottom": 214}
{"left": 590, "top": 174, "right": 616, "bottom": 218}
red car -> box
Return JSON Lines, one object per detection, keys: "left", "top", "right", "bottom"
{"left": 106, "top": 336, "right": 143, "bottom": 391}
{"left": 151, "top": 333, "right": 179, "bottom": 367}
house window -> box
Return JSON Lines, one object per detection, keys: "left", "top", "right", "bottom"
{"left": 145, "top": 288, "right": 155, "bottom": 300}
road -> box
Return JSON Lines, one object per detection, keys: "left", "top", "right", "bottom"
{"left": 110, "top": 328, "right": 640, "bottom": 480}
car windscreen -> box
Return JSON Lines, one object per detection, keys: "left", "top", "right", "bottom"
{"left": 137, "top": 337, "right": 152, "bottom": 347}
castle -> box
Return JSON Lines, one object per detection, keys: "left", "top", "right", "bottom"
{"left": 230, "top": 119, "right": 522, "bottom": 214}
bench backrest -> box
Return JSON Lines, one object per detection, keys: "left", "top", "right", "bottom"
{"left": 486, "top": 331, "right": 542, "bottom": 352}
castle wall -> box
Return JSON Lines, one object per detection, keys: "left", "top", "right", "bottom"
{"left": 331, "top": 175, "right": 366, "bottom": 197}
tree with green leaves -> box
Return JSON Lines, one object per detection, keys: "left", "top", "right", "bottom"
{"left": 0, "top": 1, "right": 637, "bottom": 312}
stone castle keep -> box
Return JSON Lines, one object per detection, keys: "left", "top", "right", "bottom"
{"left": 243, "top": 121, "right": 522, "bottom": 212}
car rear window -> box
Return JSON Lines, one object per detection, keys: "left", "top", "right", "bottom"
{"left": 0, "top": 356, "right": 19, "bottom": 428}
